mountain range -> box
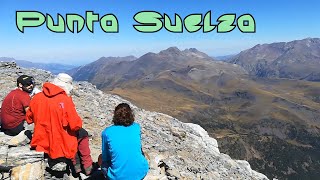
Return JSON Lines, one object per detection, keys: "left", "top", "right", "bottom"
{"left": 0, "top": 57, "right": 76, "bottom": 74}
{"left": 0, "top": 61, "right": 269, "bottom": 180}
{"left": 71, "top": 47, "right": 246, "bottom": 89}
{"left": 229, "top": 38, "right": 320, "bottom": 81}
{"left": 69, "top": 38, "right": 320, "bottom": 179}
{"left": 214, "top": 54, "right": 236, "bottom": 61}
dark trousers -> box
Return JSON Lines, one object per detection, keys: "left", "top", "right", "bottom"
{"left": 1, "top": 120, "right": 25, "bottom": 136}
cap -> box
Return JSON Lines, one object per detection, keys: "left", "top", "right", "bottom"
{"left": 17, "top": 75, "right": 34, "bottom": 87}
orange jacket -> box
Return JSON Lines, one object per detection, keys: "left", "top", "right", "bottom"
{"left": 26, "top": 82, "right": 82, "bottom": 159}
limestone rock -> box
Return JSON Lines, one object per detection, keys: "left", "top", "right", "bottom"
{"left": 7, "top": 146, "right": 44, "bottom": 167}
{"left": 11, "top": 160, "right": 45, "bottom": 180}
{"left": 6, "top": 130, "right": 31, "bottom": 147}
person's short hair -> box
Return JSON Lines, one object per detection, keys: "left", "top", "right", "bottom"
{"left": 113, "top": 103, "right": 134, "bottom": 127}
{"left": 17, "top": 75, "right": 34, "bottom": 87}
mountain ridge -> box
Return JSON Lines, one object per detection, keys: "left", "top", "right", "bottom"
{"left": 0, "top": 62, "right": 268, "bottom": 179}
{"left": 0, "top": 57, "right": 76, "bottom": 75}
{"left": 70, "top": 41, "right": 320, "bottom": 179}
{"left": 70, "top": 47, "right": 246, "bottom": 90}
{"left": 229, "top": 38, "right": 320, "bottom": 81}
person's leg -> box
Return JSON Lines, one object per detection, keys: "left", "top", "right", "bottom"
{"left": 73, "top": 128, "right": 94, "bottom": 175}
{"left": 45, "top": 155, "right": 70, "bottom": 178}
{"left": 2, "top": 121, "right": 25, "bottom": 136}
{"left": 78, "top": 135, "right": 93, "bottom": 175}
{"left": 72, "top": 152, "right": 82, "bottom": 174}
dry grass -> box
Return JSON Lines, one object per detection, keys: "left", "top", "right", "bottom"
{"left": 103, "top": 76, "right": 320, "bottom": 140}
{"left": 110, "top": 87, "right": 207, "bottom": 117}
{"left": 286, "top": 139, "right": 313, "bottom": 148}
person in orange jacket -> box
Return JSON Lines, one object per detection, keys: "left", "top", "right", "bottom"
{"left": 26, "top": 73, "right": 94, "bottom": 176}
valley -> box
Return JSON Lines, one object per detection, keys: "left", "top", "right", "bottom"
{"left": 70, "top": 38, "right": 320, "bottom": 179}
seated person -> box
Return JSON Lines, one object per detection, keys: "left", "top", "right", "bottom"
{"left": 26, "top": 73, "right": 94, "bottom": 176}
{"left": 1, "top": 75, "right": 34, "bottom": 136}
{"left": 101, "top": 103, "right": 149, "bottom": 180}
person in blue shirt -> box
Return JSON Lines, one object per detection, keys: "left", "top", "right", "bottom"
{"left": 101, "top": 103, "right": 149, "bottom": 180}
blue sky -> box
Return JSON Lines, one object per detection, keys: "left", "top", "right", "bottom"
{"left": 0, "top": 0, "right": 319, "bottom": 65}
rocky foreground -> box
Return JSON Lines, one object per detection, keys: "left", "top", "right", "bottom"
{"left": 0, "top": 62, "right": 268, "bottom": 179}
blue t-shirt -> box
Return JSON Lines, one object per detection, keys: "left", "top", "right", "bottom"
{"left": 101, "top": 122, "right": 149, "bottom": 180}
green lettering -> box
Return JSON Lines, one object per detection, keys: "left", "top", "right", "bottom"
{"left": 164, "top": 14, "right": 183, "bottom": 33}
{"left": 100, "top": 14, "right": 118, "bottom": 33}
{"left": 66, "top": 14, "right": 85, "bottom": 33}
{"left": 203, "top": 11, "right": 216, "bottom": 33}
{"left": 86, "top": 11, "right": 99, "bottom": 33}
{"left": 184, "top": 14, "right": 202, "bottom": 33}
{"left": 133, "top": 11, "right": 163, "bottom": 33}
{"left": 237, "top": 14, "right": 256, "bottom": 33}
{"left": 16, "top": 11, "right": 45, "bottom": 33}
{"left": 217, "top": 14, "right": 236, "bottom": 33}
{"left": 46, "top": 14, "right": 65, "bottom": 33}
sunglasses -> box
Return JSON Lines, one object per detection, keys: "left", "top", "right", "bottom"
{"left": 24, "top": 81, "right": 34, "bottom": 86}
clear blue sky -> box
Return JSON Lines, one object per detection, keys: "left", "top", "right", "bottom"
{"left": 0, "top": 0, "right": 319, "bottom": 65}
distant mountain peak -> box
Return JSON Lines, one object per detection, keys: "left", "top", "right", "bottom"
{"left": 185, "top": 48, "right": 199, "bottom": 52}
{"left": 230, "top": 37, "right": 320, "bottom": 80}
{"left": 0, "top": 57, "right": 16, "bottom": 62}
{"left": 158, "top": 47, "right": 212, "bottom": 60}
{"left": 183, "top": 48, "right": 211, "bottom": 59}
{"left": 159, "top": 47, "right": 182, "bottom": 56}
{"left": 166, "top": 46, "right": 181, "bottom": 51}
{"left": 301, "top": 37, "right": 319, "bottom": 41}
{"left": 183, "top": 48, "right": 201, "bottom": 55}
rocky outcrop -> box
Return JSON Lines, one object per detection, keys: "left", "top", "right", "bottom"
{"left": 0, "top": 64, "right": 268, "bottom": 179}
{"left": 0, "top": 61, "right": 17, "bottom": 69}
{"left": 0, "top": 131, "right": 45, "bottom": 180}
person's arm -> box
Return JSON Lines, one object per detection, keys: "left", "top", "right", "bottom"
{"left": 141, "top": 148, "right": 150, "bottom": 162}
{"left": 26, "top": 106, "right": 33, "bottom": 124}
{"left": 21, "top": 93, "right": 31, "bottom": 117}
{"left": 20, "top": 91, "right": 32, "bottom": 123}
{"left": 101, "top": 131, "right": 111, "bottom": 177}
{"left": 65, "top": 97, "right": 82, "bottom": 131}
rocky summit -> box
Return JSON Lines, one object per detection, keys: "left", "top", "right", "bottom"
{"left": 0, "top": 62, "right": 268, "bottom": 179}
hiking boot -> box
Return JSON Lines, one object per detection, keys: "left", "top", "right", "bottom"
{"left": 84, "top": 165, "right": 92, "bottom": 176}
{"left": 74, "top": 164, "right": 82, "bottom": 174}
